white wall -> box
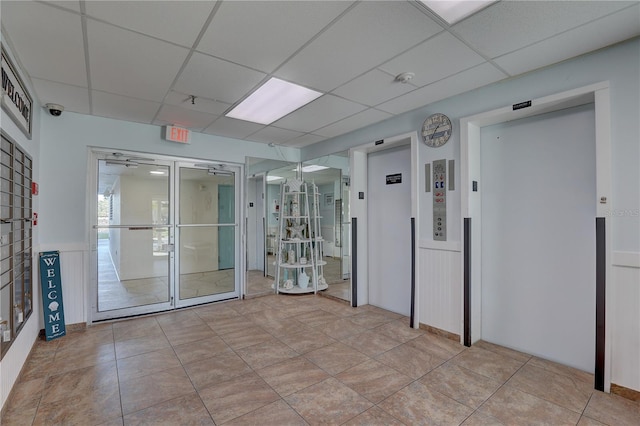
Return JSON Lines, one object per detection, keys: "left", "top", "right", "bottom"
{"left": 303, "top": 38, "right": 640, "bottom": 391}
{"left": 0, "top": 41, "right": 42, "bottom": 411}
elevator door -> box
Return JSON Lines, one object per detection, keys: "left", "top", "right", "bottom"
{"left": 367, "top": 145, "right": 412, "bottom": 315}
{"left": 480, "top": 104, "right": 596, "bottom": 372}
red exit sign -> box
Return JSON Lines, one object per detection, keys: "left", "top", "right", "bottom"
{"left": 163, "top": 125, "right": 191, "bottom": 144}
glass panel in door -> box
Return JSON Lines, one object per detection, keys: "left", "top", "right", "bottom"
{"left": 177, "top": 166, "right": 238, "bottom": 305}
{"left": 96, "top": 160, "right": 172, "bottom": 316}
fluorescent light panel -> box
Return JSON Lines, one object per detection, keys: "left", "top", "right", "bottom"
{"left": 226, "top": 78, "right": 323, "bottom": 125}
{"left": 420, "top": 0, "right": 496, "bottom": 25}
{"left": 149, "top": 170, "right": 166, "bottom": 175}
{"left": 266, "top": 175, "right": 283, "bottom": 182}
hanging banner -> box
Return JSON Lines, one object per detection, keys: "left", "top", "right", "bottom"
{"left": 39, "top": 251, "right": 66, "bottom": 341}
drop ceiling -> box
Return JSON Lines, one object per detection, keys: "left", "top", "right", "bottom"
{"left": 2, "top": 1, "right": 638, "bottom": 148}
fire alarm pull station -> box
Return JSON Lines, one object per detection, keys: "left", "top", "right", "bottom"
{"left": 432, "top": 159, "right": 447, "bottom": 241}
{"left": 31, "top": 181, "right": 39, "bottom": 195}
{"left": 33, "top": 212, "right": 38, "bottom": 226}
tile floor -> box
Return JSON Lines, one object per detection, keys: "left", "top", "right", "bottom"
{"left": 3, "top": 294, "right": 638, "bottom": 425}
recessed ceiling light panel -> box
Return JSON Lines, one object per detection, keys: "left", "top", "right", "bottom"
{"left": 226, "top": 78, "right": 323, "bottom": 125}
{"left": 420, "top": 0, "right": 496, "bottom": 25}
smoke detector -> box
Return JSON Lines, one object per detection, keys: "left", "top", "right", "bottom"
{"left": 395, "top": 72, "right": 415, "bottom": 83}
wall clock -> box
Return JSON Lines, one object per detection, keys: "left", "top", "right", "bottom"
{"left": 422, "top": 113, "right": 452, "bottom": 147}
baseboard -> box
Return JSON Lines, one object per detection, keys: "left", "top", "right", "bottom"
{"left": 611, "top": 383, "right": 640, "bottom": 402}
{"left": 319, "top": 292, "right": 350, "bottom": 305}
{"left": 39, "top": 322, "right": 87, "bottom": 338}
{"left": 419, "top": 323, "right": 460, "bottom": 342}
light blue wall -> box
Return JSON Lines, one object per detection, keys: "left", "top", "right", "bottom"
{"left": 302, "top": 38, "right": 640, "bottom": 251}
{"left": 38, "top": 113, "right": 300, "bottom": 246}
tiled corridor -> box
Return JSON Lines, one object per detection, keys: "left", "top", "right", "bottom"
{"left": 2, "top": 294, "right": 638, "bottom": 425}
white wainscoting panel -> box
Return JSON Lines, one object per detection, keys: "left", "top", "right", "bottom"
{"left": 611, "top": 254, "right": 640, "bottom": 392}
{"left": 419, "top": 245, "right": 462, "bottom": 336}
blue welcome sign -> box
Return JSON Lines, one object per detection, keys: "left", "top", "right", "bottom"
{"left": 39, "top": 251, "right": 66, "bottom": 340}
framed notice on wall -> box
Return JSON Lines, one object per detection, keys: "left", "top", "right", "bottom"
{"left": 1, "top": 46, "right": 33, "bottom": 139}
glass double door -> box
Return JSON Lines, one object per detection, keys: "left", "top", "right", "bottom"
{"left": 94, "top": 156, "right": 239, "bottom": 321}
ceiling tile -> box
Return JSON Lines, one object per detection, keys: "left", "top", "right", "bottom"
{"left": 332, "top": 69, "right": 416, "bottom": 107}
{"left": 315, "top": 108, "right": 392, "bottom": 138}
{"left": 87, "top": 20, "right": 189, "bottom": 102}
{"left": 153, "top": 104, "right": 217, "bottom": 131}
{"left": 379, "top": 32, "right": 486, "bottom": 87}
{"left": 245, "top": 127, "right": 304, "bottom": 144}
{"left": 163, "top": 91, "right": 231, "bottom": 116}
{"left": 85, "top": 1, "right": 215, "bottom": 48}
{"left": 173, "top": 52, "right": 266, "bottom": 104}
{"left": 495, "top": 4, "right": 640, "bottom": 76}
{"left": 377, "top": 63, "right": 506, "bottom": 115}
{"left": 1, "top": 1, "right": 87, "bottom": 87}
{"left": 275, "top": 1, "right": 444, "bottom": 91}
{"left": 203, "top": 117, "right": 265, "bottom": 140}
{"left": 92, "top": 91, "right": 160, "bottom": 124}
{"left": 285, "top": 134, "right": 326, "bottom": 148}
{"left": 198, "top": 1, "right": 353, "bottom": 73}
{"left": 43, "top": 1, "right": 81, "bottom": 13}
{"left": 31, "top": 78, "right": 90, "bottom": 115}
{"left": 453, "top": 0, "right": 635, "bottom": 58}
{"left": 273, "top": 95, "right": 367, "bottom": 133}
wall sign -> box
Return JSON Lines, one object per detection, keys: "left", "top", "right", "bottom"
{"left": 386, "top": 173, "right": 402, "bottom": 185}
{"left": 39, "top": 251, "right": 66, "bottom": 341}
{"left": 1, "top": 46, "right": 33, "bottom": 139}
{"left": 163, "top": 125, "right": 191, "bottom": 144}
{"left": 432, "top": 159, "right": 447, "bottom": 241}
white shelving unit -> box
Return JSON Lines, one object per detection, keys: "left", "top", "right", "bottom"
{"left": 274, "top": 179, "right": 328, "bottom": 294}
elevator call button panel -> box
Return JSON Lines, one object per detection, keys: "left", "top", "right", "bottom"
{"left": 432, "top": 159, "right": 447, "bottom": 241}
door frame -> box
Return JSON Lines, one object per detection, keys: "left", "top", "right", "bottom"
{"left": 460, "top": 82, "right": 612, "bottom": 389}
{"left": 87, "top": 149, "right": 245, "bottom": 323}
{"left": 349, "top": 131, "right": 420, "bottom": 325}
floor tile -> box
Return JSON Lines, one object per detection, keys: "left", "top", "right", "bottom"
{"left": 374, "top": 319, "right": 425, "bottom": 343}
{"left": 52, "top": 341, "right": 116, "bottom": 373}
{"left": 450, "top": 346, "right": 525, "bottom": 382}
{"left": 527, "top": 356, "right": 594, "bottom": 385}
{"left": 184, "top": 351, "right": 252, "bottom": 391}
{"left": 198, "top": 372, "right": 281, "bottom": 424}
{"left": 41, "top": 361, "right": 118, "bottom": 405}
{"left": 583, "top": 390, "right": 640, "bottom": 425}
{"left": 7, "top": 376, "right": 45, "bottom": 411}
{"left": 407, "top": 331, "right": 465, "bottom": 360}
{"left": 376, "top": 342, "right": 446, "bottom": 379}
{"left": 221, "top": 325, "right": 273, "bottom": 350}
{"left": 460, "top": 411, "right": 506, "bottom": 425}
{"left": 317, "top": 300, "right": 359, "bottom": 317}
{"left": 473, "top": 340, "right": 532, "bottom": 363}
{"left": 206, "top": 315, "right": 248, "bottom": 335}
{"left": 507, "top": 363, "right": 593, "bottom": 413}
{"left": 119, "top": 366, "right": 195, "bottom": 415}
{"left": 259, "top": 317, "right": 312, "bottom": 338}
{"left": 342, "top": 406, "right": 405, "bottom": 426}
{"left": 256, "top": 356, "right": 330, "bottom": 397}
{"left": 336, "top": 359, "right": 413, "bottom": 403}
{"left": 123, "top": 392, "right": 214, "bottom": 425}
{"left": 224, "top": 400, "right": 308, "bottom": 425}
{"left": 56, "top": 327, "right": 115, "bottom": 352}
{"left": 349, "top": 311, "right": 397, "bottom": 329}
{"left": 421, "top": 362, "right": 502, "bottom": 409}
{"left": 97, "top": 416, "right": 124, "bottom": 426}
{"left": 294, "top": 309, "right": 341, "bottom": 328}
{"left": 173, "top": 335, "right": 232, "bottom": 364}
{"left": 577, "top": 416, "right": 607, "bottom": 425}
{"left": 236, "top": 338, "right": 299, "bottom": 369}
{"left": 112, "top": 316, "right": 164, "bottom": 342}
{"left": 316, "top": 317, "right": 368, "bottom": 340}
{"left": 477, "top": 386, "right": 581, "bottom": 425}
{"left": 278, "top": 327, "right": 337, "bottom": 354}
{"left": 340, "top": 329, "right": 403, "bottom": 357}
{"left": 193, "top": 305, "right": 240, "bottom": 323}
{"left": 156, "top": 309, "right": 205, "bottom": 330}
{"left": 226, "top": 298, "right": 270, "bottom": 315}
{"left": 162, "top": 323, "right": 217, "bottom": 347}
{"left": 114, "top": 333, "right": 171, "bottom": 359}
{"left": 116, "top": 347, "right": 182, "bottom": 380}
{"left": 378, "top": 381, "right": 473, "bottom": 425}
{"left": 2, "top": 405, "right": 38, "bottom": 426}
{"left": 285, "top": 378, "right": 373, "bottom": 425}
{"left": 305, "top": 342, "right": 371, "bottom": 375}
{"left": 32, "top": 383, "right": 122, "bottom": 426}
